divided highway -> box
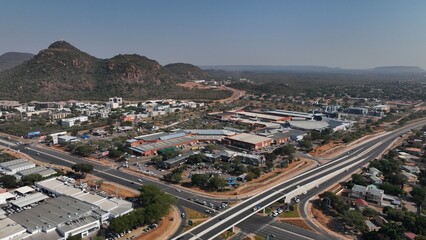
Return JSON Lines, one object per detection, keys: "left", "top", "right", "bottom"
{"left": 174, "top": 120, "right": 425, "bottom": 240}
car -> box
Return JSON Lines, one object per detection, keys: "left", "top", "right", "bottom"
{"left": 181, "top": 212, "right": 186, "bottom": 218}
{"left": 302, "top": 191, "right": 307, "bottom": 195}
{"left": 176, "top": 189, "right": 181, "bottom": 192}
{"left": 269, "top": 234, "right": 276, "bottom": 238}
{"left": 205, "top": 209, "right": 211, "bottom": 214}
{"left": 138, "top": 179, "right": 143, "bottom": 182}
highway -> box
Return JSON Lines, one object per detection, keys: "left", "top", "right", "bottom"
{"left": 174, "top": 120, "right": 426, "bottom": 240}
{"left": 0, "top": 120, "right": 424, "bottom": 240}
{"left": 0, "top": 140, "right": 221, "bottom": 215}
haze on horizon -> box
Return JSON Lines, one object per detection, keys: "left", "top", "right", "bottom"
{"left": 1, "top": 0, "right": 426, "bottom": 69}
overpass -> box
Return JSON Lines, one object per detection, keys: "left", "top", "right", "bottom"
{"left": 174, "top": 120, "right": 425, "bottom": 240}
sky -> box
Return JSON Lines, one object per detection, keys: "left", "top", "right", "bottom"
{"left": 1, "top": 0, "right": 426, "bottom": 69}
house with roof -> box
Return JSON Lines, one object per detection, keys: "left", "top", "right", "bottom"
{"left": 369, "top": 167, "right": 381, "bottom": 176}
{"left": 354, "top": 198, "right": 369, "bottom": 210}
{"left": 350, "top": 184, "right": 384, "bottom": 205}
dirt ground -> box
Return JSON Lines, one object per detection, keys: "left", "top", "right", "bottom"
{"left": 177, "top": 82, "right": 246, "bottom": 104}
{"left": 117, "top": 206, "right": 181, "bottom": 240}
{"left": 310, "top": 142, "right": 341, "bottom": 157}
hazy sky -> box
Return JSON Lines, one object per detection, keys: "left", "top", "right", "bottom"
{"left": 1, "top": 0, "right": 426, "bottom": 68}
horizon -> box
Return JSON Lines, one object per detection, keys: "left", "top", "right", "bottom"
{"left": 1, "top": 1, "right": 426, "bottom": 69}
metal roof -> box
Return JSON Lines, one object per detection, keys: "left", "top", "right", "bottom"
{"left": 0, "top": 159, "right": 28, "bottom": 168}
{"left": 9, "top": 196, "right": 97, "bottom": 233}
{"left": 288, "top": 120, "right": 329, "bottom": 130}
{"left": 14, "top": 186, "right": 35, "bottom": 195}
{"left": 264, "top": 110, "right": 314, "bottom": 118}
{"left": 226, "top": 133, "right": 272, "bottom": 145}
{"left": 10, "top": 192, "right": 49, "bottom": 208}
{"left": 131, "top": 136, "right": 196, "bottom": 153}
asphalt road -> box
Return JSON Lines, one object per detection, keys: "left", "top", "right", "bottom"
{"left": 0, "top": 140, "right": 223, "bottom": 215}
{"left": 174, "top": 120, "right": 426, "bottom": 240}
{"left": 235, "top": 214, "right": 328, "bottom": 240}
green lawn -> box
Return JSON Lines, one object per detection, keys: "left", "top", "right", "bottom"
{"left": 279, "top": 204, "right": 300, "bottom": 218}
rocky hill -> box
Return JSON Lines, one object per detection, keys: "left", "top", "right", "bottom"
{"left": 0, "top": 41, "right": 223, "bottom": 101}
{"left": 0, "top": 52, "right": 34, "bottom": 72}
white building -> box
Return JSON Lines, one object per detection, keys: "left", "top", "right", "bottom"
{"left": 0, "top": 159, "right": 36, "bottom": 175}
{"left": 61, "top": 116, "right": 88, "bottom": 127}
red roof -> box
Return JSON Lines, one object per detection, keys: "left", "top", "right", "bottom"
{"left": 354, "top": 198, "right": 369, "bottom": 206}
{"left": 404, "top": 232, "right": 416, "bottom": 240}
{"left": 405, "top": 148, "right": 422, "bottom": 153}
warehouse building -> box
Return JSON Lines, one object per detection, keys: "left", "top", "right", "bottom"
{"left": 0, "top": 159, "right": 35, "bottom": 175}
{"left": 35, "top": 178, "right": 133, "bottom": 220}
{"left": 225, "top": 133, "right": 272, "bottom": 150}
{"left": 15, "top": 166, "right": 57, "bottom": 180}
{"left": 129, "top": 136, "right": 197, "bottom": 156}
{"left": 9, "top": 196, "right": 101, "bottom": 240}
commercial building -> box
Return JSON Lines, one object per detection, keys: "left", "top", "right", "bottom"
{"left": 0, "top": 159, "right": 36, "bottom": 175}
{"left": 129, "top": 136, "right": 197, "bottom": 156}
{"left": 35, "top": 178, "right": 133, "bottom": 219}
{"left": 61, "top": 116, "right": 89, "bottom": 128}
{"left": 9, "top": 196, "right": 101, "bottom": 240}
{"left": 156, "top": 152, "right": 193, "bottom": 169}
{"left": 287, "top": 120, "right": 329, "bottom": 131}
{"left": 15, "top": 166, "right": 57, "bottom": 179}
{"left": 58, "top": 135, "right": 78, "bottom": 144}
{"left": 225, "top": 133, "right": 272, "bottom": 150}
{"left": 350, "top": 184, "right": 384, "bottom": 204}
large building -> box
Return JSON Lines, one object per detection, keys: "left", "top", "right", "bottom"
{"left": 225, "top": 133, "right": 272, "bottom": 150}
{"left": 9, "top": 196, "right": 101, "bottom": 240}
{"left": 35, "top": 177, "right": 133, "bottom": 220}
{"left": 0, "top": 159, "right": 36, "bottom": 175}
{"left": 61, "top": 116, "right": 89, "bottom": 128}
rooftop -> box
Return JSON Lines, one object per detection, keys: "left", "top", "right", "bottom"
{"left": 226, "top": 133, "right": 272, "bottom": 145}
{"left": 14, "top": 186, "right": 35, "bottom": 195}
{"left": 10, "top": 192, "right": 49, "bottom": 208}
{"left": 288, "top": 120, "right": 329, "bottom": 130}
{"left": 131, "top": 136, "right": 196, "bottom": 153}
{"left": 9, "top": 196, "right": 97, "bottom": 233}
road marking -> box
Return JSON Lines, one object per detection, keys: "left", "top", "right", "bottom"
{"left": 268, "top": 225, "right": 315, "bottom": 240}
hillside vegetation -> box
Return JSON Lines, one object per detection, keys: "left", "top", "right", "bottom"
{"left": 0, "top": 41, "right": 229, "bottom": 101}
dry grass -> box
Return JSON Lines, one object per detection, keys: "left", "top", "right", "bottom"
{"left": 183, "top": 207, "right": 208, "bottom": 219}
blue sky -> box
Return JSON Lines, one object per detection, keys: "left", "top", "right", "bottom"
{"left": 1, "top": 0, "right": 426, "bottom": 68}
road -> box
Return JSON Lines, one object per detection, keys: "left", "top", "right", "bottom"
{"left": 0, "top": 140, "right": 223, "bottom": 215}
{"left": 173, "top": 120, "right": 425, "bottom": 240}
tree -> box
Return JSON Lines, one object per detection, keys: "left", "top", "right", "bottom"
{"left": 187, "top": 154, "right": 205, "bottom": 165}
{"left": 0, "top": 175, "right": 18, "bottom": 188}
{"left": 265, "top": 160, "right": 274, "bottom": 170}
{"left": 280, "top": 160, "right": 289, "bottom": 168}
{"left": 20, "top": 174, "right": 43, "bottom": 186}
{"left": 191, "top": 174, "right": 209, "bottom": 187}
{"left": 411, "top": 187, "right": 426, "bottom": 205}
{"left": 273, "top": 144, "right": 295, "bottom": 156}
{"left": 299, "top": 140, "right": 313, "bottom": 151}
{"left": 263, "top": 152, "right": 276, "bottom": 162}
{"left": 351, "top": 174, "right": 368, "bottom": 186}
{"left": 207, "top": 176, "right": 227, "bottom": 191}
{"left": 342, "top": 210, "right": 369, "bottom": 233}
{"left": 120, "top": 121, "right": 133, "bottom": 127}
{"left": 108, "top": 149, "right": 124, "bottom": 159}
{"left": 74, "top": 145, "right": 96, "bottom": 157}
{"left": 71, "top": 163, "right": 94, "bottom": 177}
{"left": 362, "top": 207, "right": 378, "bottom": 217}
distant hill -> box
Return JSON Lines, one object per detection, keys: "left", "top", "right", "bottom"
{"left": 0, "top": 52, "right": 34, "bottom": 72}
{"left": 201, "top": 65, "right": 425, "bottom": 74}
{"left": 369, "top": 66, "right": 425, "bottom": 73}
{"left": 0, "top": 41, "right": 226, "bottom": 101}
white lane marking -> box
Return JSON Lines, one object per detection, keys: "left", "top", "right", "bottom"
{"left": 268, "top": 225, "right": 315, "bottom": 240}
